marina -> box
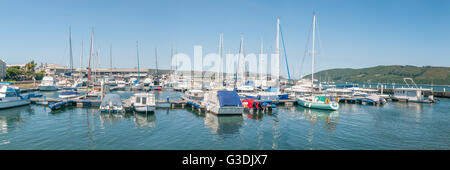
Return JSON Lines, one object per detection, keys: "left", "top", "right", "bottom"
{"left": 1, "top": 0, "right": 449, "bottom": 152}
{"left": 0, "top": 89, "right": 449, "bottom": 150}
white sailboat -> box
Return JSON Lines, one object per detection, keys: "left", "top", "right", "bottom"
{"left": 296, "top": 13, "right": 339, "bottom": 111}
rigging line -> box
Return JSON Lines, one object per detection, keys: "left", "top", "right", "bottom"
{"left": 315, "top": 17, "right": 326, "bottom": 80}
{"left": 300, "top": 19, "right": 313, "bottom": 80}
{"left": 279, "top": 25, "right": 292, "bottom": 84}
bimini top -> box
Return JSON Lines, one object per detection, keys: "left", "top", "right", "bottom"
{"left": 217, "top": 90, "right": 242, "bottom": 107}
{"left": 100, "top": 94, "right": 123, "bottom": 107}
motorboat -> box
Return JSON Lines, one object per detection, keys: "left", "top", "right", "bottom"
{"left": 58, "top": 87, "right": 79, "bottom": 99}
{"left": 391, "top": 78, "right": 437, "bottom": 103}
{"left": 38, "top": 76, "right": 58, "bottom": 91}
{"left": 202, "top": 90, "right": 244, "bottom": 115}
{"left": 185, "top": 89, "right": 205, "bottom": 101}
{"left": 0, "top": 85, "right": 30, "bottom": 109}
{"left": 129, "top": 93, "right": 156, "bottom": 113}
{"left": 99, "top": 94, "right": 124, "bottom": 113}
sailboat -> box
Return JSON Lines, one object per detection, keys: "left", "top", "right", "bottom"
{"left": 133, "top": 41, "right": 144, "bottom": 89}
{"left": 296, "top": 13, "right": 339, "bottom": 111}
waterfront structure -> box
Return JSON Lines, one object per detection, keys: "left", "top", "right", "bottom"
{"left": 0, "top": 59, "right": 6, "bottom": 80}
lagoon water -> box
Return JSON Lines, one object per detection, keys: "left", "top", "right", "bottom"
{"left": 0, "top": 91, "right": 449, "bottom": 150}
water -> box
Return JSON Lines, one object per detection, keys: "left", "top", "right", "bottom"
{"left": 0, "top": 91, "right": 449, "bottom": 150}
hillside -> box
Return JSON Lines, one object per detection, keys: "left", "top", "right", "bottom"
{"left": 303, "top": 65, "right": 450, "bottom": 85}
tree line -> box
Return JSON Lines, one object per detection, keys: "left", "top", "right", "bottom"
{"left": 5, "top": 61, "right": 46, "bottom": 81}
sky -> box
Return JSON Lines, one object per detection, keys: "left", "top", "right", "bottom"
{"left": 0, "top": 0, "right": 449, "bottom": 78}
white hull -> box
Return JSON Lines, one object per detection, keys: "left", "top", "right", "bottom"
{"left": 59, "top": 94, "right": 78, "bottom": 99}
{"left": 0, "top": 99, "right": 30, "bottom": 109}
{"left": 100, "top": 106, "right": 124, "bottom": 113}
{"left": 207, "top": 105, "right": 244, "bottom": 115}
{"left": 38, "top": 85, "right": 58, "bottom": 91}
{"left": 134, "top": 106, "right": 155, "bottom": 112}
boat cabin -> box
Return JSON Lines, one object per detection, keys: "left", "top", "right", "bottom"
{"left": 393, "top": 87, "right": 431, "bottom": 102}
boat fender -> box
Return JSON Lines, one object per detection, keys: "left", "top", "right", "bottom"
{"left": 336, "top": 98, "right": 340, "bottom": 102}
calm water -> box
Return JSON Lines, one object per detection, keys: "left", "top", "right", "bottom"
{"left": 0, "top": 91, "right": 449, "bottom": 150}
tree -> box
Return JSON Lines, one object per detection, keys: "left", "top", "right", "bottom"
{"left": 25, "top": 61, "right": 37, "bottom": 78}
{"left": 35, "top": 70, "right": 46, "bottom": 80}
{"left": 6, "top": 66, "right": 24, "bottom": 80}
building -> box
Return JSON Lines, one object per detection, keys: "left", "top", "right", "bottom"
{"left": 35, "top": 63, "right": 69, "bottom": 76}
{"left": 0, "top": 60, "right": 6, "bottom": 80}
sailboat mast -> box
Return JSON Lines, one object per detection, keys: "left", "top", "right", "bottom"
{"left": 219, "top": 32, "right": 223, "bottom": 83}
{"left": 311, "top": 13, "right": 316, "bottom": 92}
{"left": 259, "top": 38, "right": 263, "bottom": 81}
{"left": 155, "top": 47, "right": 158, "bottom": 76}
{"left": 87, "top": 28, "right": 93, "bottom": 90}
{"left": 79, "top": 40, "right": 83, "bottom": 80}
{"left": 69, "top": 27, "right": 73, "bottom": 73}
{"left": 170, "top": 43, "right": 173, "bottom": 71}
{"left": 276, "top": 17, "right": 280, "bottom": 87}
{"left": 110, "top": 44, "right": 112, "bottom": 76}
{"left": 136, "top": 41, "right": 140, "bottom": 83}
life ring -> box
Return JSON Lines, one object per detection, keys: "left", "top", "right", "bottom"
{"left": 325, "top": 98, "right": 330, "bottom": 104}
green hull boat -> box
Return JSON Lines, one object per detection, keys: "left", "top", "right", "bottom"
{"left": 297, "top": 96, "right": 339, "bottom": 111}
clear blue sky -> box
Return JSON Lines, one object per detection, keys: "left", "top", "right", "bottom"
{"left": 1, "top": 0, "right": 449, "bottom": 78}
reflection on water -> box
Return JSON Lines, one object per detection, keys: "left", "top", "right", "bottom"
{"left": 99, "top": 112, "right": 125, "bottom": 127}
{"left": 133, "top": 112, "right": 156, "bottom": 128}
{"left": 243, "top": 112, "right": 264, "bottom": 120}
{"left": 204, "top": 113, "right": 243, "bottom": 135}
{"left": 0, "top": 107, "right": 29, "bottom": 135}
{"left": 296, "top": 107, "right": 339, "bottom": 132}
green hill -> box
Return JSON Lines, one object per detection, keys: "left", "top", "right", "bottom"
{"left": 303, "top": 65, "right": 450, "bottom": 85}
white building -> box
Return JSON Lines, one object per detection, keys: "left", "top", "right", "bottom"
{"left": 0, "top": 60, "right": 6, "bottom": 80}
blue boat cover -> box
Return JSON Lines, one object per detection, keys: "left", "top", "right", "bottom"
{"left": 217, "top": 90, "right": 242, "bottom": 107}
{"left": 265, "top": 88, "right": 278, "bottom": 92}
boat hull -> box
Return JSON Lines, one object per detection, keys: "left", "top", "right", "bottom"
{"left": 0, "top": 99, "right": 31, "bottom": 109}
{"left": 59, "top": 94, "right": 78, "bottom": 99}
{"left": 208, "top": 105, "right": 244, "bottom": 115}
{"left": 38, "top": 86, "right": 58, "bottom": 91}
{"left": 297, "top": 98, "right": 339, "bottom": 111}
{"left": 134, "top": 106, "right": 155, "bottom": 112}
